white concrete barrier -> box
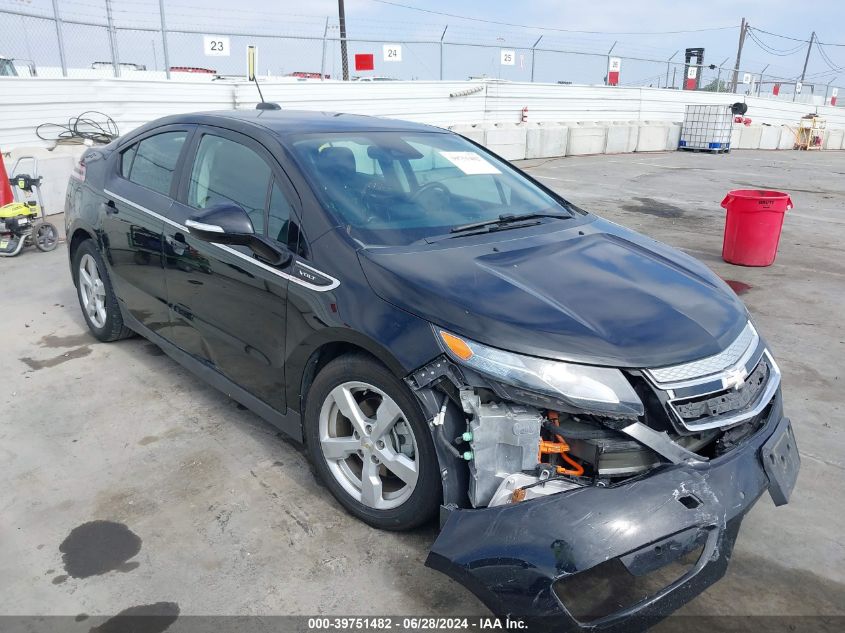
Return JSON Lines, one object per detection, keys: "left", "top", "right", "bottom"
{"left": 666, "top": 123, "right": 682, "bottom": 151}
{"left": 823, "top": 128, "right": 844, "bottom": 150}
{"left": 737, "top": 125, "right": 763, "bottom": 149}
{"left": 730, "top": 124, "right": 742, "bottom": 150}
{"left": 544, "top": 122, "right": 569, "bottom": 157}
{"left": 635, "top": 122, "right": 669, "bottom": 152}
{"left": 567, "top": 122, "right": 607, "bottom": 156}
{"left": 524, "top": 123, "right": 542, "bottom": 159}
{"left": 777, "top": 126, "right": 795, "bottom": 149}
{"left": 484, "top": 122, "right": 527, "bottom": 161}
{"left": 526, "top": 122, "right": 567, "bottom": 158}
{"left": 449, "top": 123, "right": 485, "bottom": 144}
{"left": 605, "top": 121, "right": 638, "bottom": 154}
{"left": 759, "top": 125, "right": 781, "bottom": 150}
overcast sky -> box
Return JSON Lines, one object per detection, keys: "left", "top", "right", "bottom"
{"left": 3, "top": 0, "right": 844, "bottom": 86}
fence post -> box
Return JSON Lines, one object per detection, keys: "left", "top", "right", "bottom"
{"left": 714, "top": 57, "right": 729, "bottom": 92}
{"left": 320, "top": 17, "right": 328, "bottom": 79}
{"left": 105, "top": 0, "right": 121, "bottom": 77}
{"left": 439, "top": 25, "right": 448, "bottom": 80}
{"left": 51, "top": 0, "right": 68, "bottom": 77}
{"left": 530, "top": 35, "right": 542, "bottom": 83}
{"left": 158, "top": 0, "right": 171, "bottom": 79}
{"left": 665, "top": 51, "right": 678, "bottom": 90}
{"left": 605, "top": 41, "right": 616, "bottom": 85}
{"left": 757, "top": 64, "right": 768, "bottom": 97}
{"left": 824, "top": 78, "right": 835, "bottom": 105}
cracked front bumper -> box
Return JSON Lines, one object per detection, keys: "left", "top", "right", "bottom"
{"left": 426, "top": 391, "right": 798, "bottom": 633}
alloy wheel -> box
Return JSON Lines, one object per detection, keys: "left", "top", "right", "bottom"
{"left": 318, "top": 381, "right": 419, "bottom": 510}
{"left": 78, "top": 253, "right": 107, "bottom": 328}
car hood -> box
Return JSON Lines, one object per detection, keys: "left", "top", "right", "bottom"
{"left": 357, "top": 218, "right": 748, "bottom": 368}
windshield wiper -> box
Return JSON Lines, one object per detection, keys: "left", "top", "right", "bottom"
{"left": 449, "top": 212, "right": 570, "bottom": 234}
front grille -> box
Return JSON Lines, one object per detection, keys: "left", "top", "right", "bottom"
{"left": 646, "top": 322, "right": 757, "bottom": 385}
{"left": 673, "top": 361, "right": 769, "bottom": 423}
{"left": 640, "top": 326, "right": 781, "bottom": 433}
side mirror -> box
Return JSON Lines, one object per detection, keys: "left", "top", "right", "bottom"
{"left": 186, "top": 203, "right": 292, "bottom": 267}
{"left": 185, "top": 203, "right": 255, "bottom": 243}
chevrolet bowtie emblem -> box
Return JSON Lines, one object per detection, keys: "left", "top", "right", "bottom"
{"left": 722, "top": 367, "right": 748, "bottom": 391}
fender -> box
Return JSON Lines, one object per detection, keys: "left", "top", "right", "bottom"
{"left": 65, "top": 218, "right": 100, "bottom": 272}
{"left": 286, "top": 326, "right": 413, "bottom": 415}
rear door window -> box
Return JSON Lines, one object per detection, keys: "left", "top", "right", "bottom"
{"left": 187, "top": 134, "right": 272, "bottom": 235}
{"left": 125, "top": 131, "right": 187, "bottom": 195}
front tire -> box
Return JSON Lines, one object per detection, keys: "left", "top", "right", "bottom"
{"left": 73, "top": 239, "right": 133, "bottom": 342}
{"left": 304, "top": 354, "right": 441, "bottom": 530}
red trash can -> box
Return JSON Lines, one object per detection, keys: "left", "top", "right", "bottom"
{"left": 720, "top": 189, "right": 793, "bottom": 266}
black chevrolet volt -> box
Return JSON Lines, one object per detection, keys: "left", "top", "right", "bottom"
{"left": 65, "top": 109, "right": 799, "bottom": 630}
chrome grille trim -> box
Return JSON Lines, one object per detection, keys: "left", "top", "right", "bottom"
{"left": 644, "top": 322, "right": 758, "bottom": 388}
{"left": 668, "top": 350, "right": 780, "bottom": 431}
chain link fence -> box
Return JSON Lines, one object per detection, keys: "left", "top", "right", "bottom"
{"left": 1, "top": 4, "right": 842, "bottom": 105}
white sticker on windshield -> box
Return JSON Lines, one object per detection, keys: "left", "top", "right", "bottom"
{"left": 438, "top": 151, "right": 501, "bottom": 175}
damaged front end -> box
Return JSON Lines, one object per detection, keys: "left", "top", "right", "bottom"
{"left": 408, "top": 324, "right": 799, "bottom": 632}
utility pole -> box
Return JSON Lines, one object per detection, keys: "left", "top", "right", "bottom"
{"left": 799, "top": 31, "right": 815, "bottom": 84}
{"left": 730, "top": 17, "right": 747, "bottom": 93}
{"left": 338, "top": 0, "right": 349, "bottom": 81}
{"left": 793, "top": 31, "right": 815, "bottom": 102}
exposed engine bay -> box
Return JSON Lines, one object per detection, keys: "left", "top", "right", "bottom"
{"left": 456, "top": 389, "right": 688, "bottom": 508}
{"left": 445, "top": 384, "right": 772, "bottom": 508}
{"left": 410, "top": 332, "right": 782, "bottom": 512}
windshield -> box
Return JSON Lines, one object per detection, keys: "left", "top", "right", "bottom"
{"left": 289, "top": 131, "right": 571, "bottom": 246}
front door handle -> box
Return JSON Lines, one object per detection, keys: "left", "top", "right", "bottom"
{"left": 102, "top": 200, "right": 117, "bottom": 215}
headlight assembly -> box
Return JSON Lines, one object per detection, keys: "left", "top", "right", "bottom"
{"left": 437, "top": 329, "right": 644, "bottom": 418}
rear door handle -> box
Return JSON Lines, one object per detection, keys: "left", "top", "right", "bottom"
{"left": 102, "top": 200, "right": 117, "bottom": 215}
{"left": 168, "top": 232, "right": 187, "bottom": 255}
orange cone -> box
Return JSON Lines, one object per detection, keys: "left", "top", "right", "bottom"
{"left": 0, "top": 150, "right": 14, "bottom": 206}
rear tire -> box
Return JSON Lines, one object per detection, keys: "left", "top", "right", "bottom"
{"left": 304, "top": 354, "right": 441, "bottom": 530}
{"left": 73, "top": 239, "right": 134, "bottom": 342}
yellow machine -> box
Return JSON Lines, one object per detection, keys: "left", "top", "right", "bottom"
{"left": 0, "top": 157, "right": 59, "bottom": 257}
{"left": 794, "top": 115, "right": 825, "bottom": 151}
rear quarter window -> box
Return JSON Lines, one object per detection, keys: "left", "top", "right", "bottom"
{"left": 122, "top": 131, "right": 187, "bottom": 195}
{"left": 120, "top": 144, "right": 138, "bottom": 178}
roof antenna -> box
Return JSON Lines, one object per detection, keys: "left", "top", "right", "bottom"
{"left": 248, "top": 45, "right": 280, "bottom": 111}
